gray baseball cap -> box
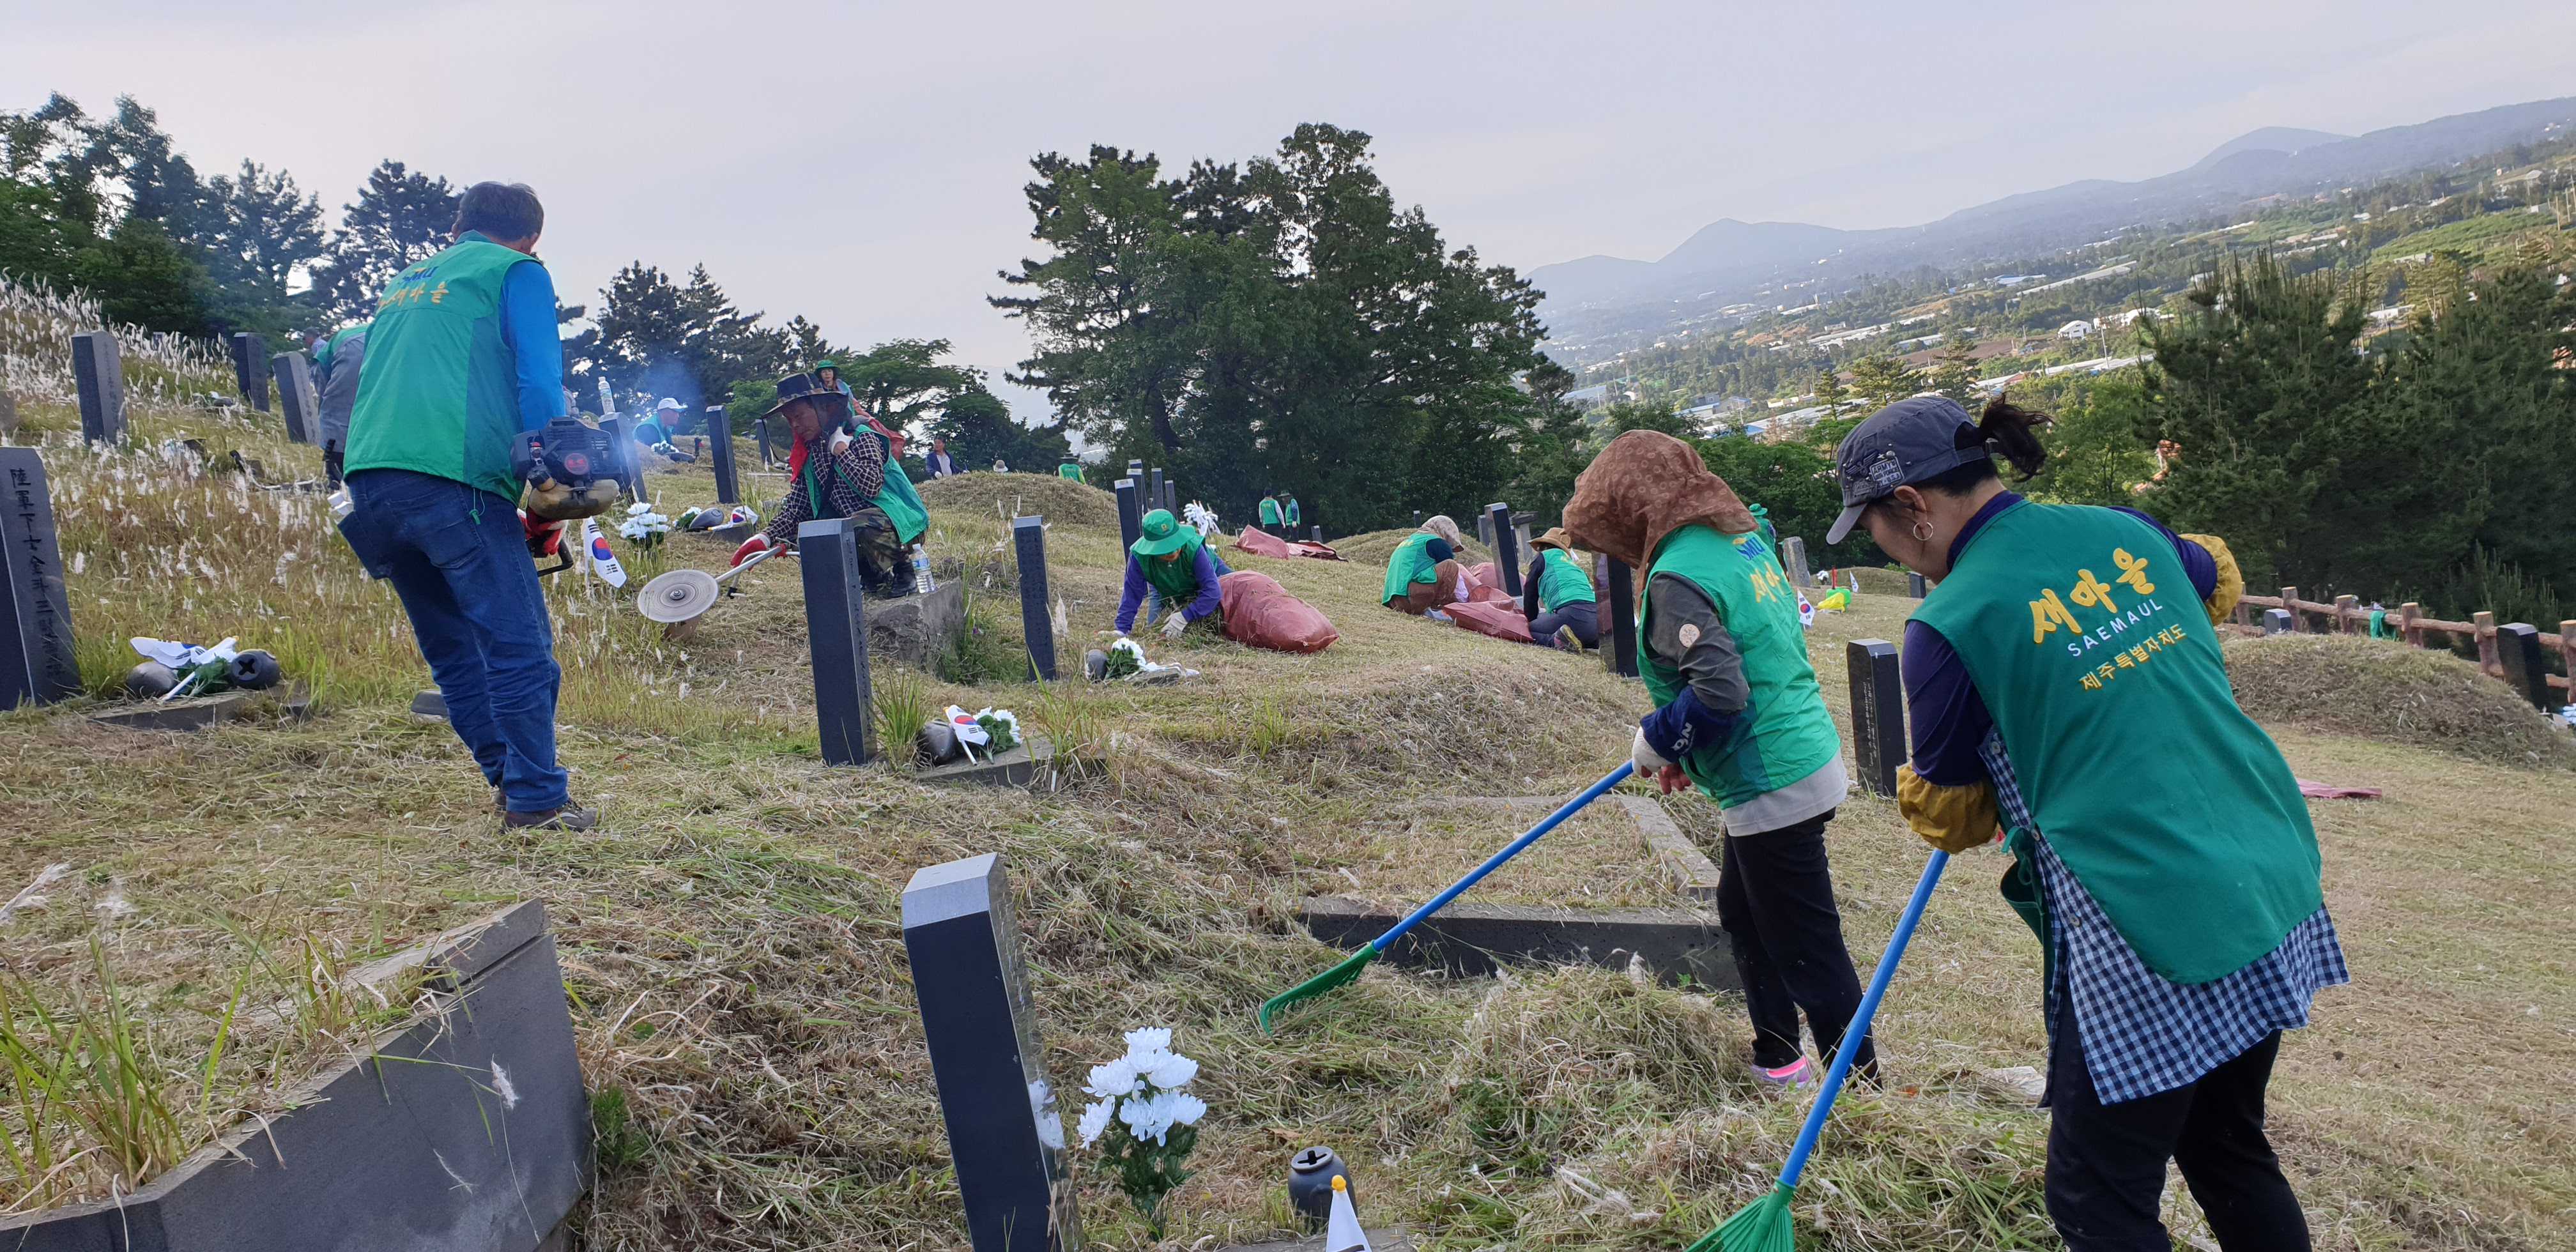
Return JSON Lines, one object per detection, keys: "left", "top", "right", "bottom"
{"left": 1825, "top": 396, "right": 1991, "bottom": 544}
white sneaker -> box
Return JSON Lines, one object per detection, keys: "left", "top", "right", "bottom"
{"left": 1755, "top": 1056, "right": 1814, "bottom": 1094}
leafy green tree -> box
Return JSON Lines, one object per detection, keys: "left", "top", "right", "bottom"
{"left": 1602, "top": 397, "right": 1690, "bottom": 438}
{"left": 309, "top": 161, "right": 457, "bottom": 321}
{"left": 1813, "top": 363, "right": 1847, "bottom": 419}
{"left": 201, "top": 160, "right": 323, "bottom": 302}
{"left": 2030, "top": 376, "right": 2159, "bottom": 506}
{"left": 0, "top": 93, "right": 210, "bottom": 332}
{"left": 933, "top": 390, "right": 1072, "bottom": 472}
{"left": 1507, "top": 360, "right": 1595, "bottom": 527}
{"left": 1846, "top": 354, "right": 1924, "bottom": 411}
{"left": 1698, "top": 434, "right": 1880, "bottom": 567}
{"left": 586, "top": 262, "right": 790, "bottom": 417}
{"left": 1931, "top": 332, "right": 1981, "bottom": 406}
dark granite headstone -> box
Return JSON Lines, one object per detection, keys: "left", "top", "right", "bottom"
{"left": 271, "top": 351, "right": 319, "bottom": 445}
{"left": 1487, "top": 503, "right": 1522, "bottom": 597}
{"left": 1147, "top": 468, "right": 1163, "bottom": 515}
{"left": 1114, "top": 479, "right": 1142, "bottom": 553}
{"left": 1847, "top": 639, "right": 1904, "bottom": 797}
{"left": 1412, "top": 510, "right": 1422, "bottom": 529}
{"left": 799, "top": 517, "right": 875, "bottom": 765}
{"left": 903, "top": 853, "right": 1080, "bottom": 1251}
{"left": 0, "top": 450, "right": 79, "bottom": 710}
{"left": 1603, "top": 558, "right": 1637, "bottom": 678}
{"left": 1127, "top": 458, "right": 1144, "bottom": 481}
{"left": 705, "top": 406, "right": 739, "bottom": 503}
{"left": 1476, "top": 509, "right": 1495, "bottom": 549}
{"left": 1311, "top": 525, "right": 1322, "bottom": 543}
{"left": 72, "top": 332, "right": 124, "bottom": 446}
{"left": 2262, "top": 608, "right": 2292, "bottom": 635}
{"left": 229, "top": 332, "right": 270, "bottom": 411}
{"left": 753, "top": 416, "right": 772, "bottom": 467}
{"left": 1908, "top": 570, "right": 1928, "bottom": 599}
{"left": 1013, "top": 516, "right": 1055, "bottom": 682}
{"left": 2496, "top": 623, "right": 2557, "bottom": 712}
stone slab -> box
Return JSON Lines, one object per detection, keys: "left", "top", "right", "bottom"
{"left": 870, "top": 579, "right": 963, "bottom": 669}
{"left": 1215, "top": 1228, "right": 1414, "bottom": 1252}
{"left": 0, "top": 902, "right": 589, "bottom": 1252}
{"left": 411, "top": 688, "right": 448, "bottom": 719}
{"left": 916, "top": 735, "right": 1057, "bottom": 788}
{"left": 1298, "top": 896, "right": 1737, "bottom": 990}
{"left": 91, "top": 682, "right": 310, "bottom": 732}
{"left": 1616, "top": 795, "right": 1721, "bottom": 903}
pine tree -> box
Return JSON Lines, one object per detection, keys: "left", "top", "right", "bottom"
{"left": 1846, "top": 355, "right": 1925, "bottom": 410}
{"left": 1931, "top": 330, "right": 1981, "bottom": 406}
{"left": 308, "top": 161, "right": 457, "bottom": 322}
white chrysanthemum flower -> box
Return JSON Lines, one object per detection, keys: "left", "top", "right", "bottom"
{"left": 1120, "top": 1090, "right": 1179, "bottom": 1144}
{"left": 1165, "top": 1091, "right": 1208, "bottom": 1127}
{"left": 1085, "top": 1056, "right": 1143, "bottom": 1099}
{"left": 1123, "top": 1027, "right": 1174, "bottom": 1058}
{"left": 1142, "top": 1050, "right": 1198, "bottom": 1090}
{"left": 1076, "top": 1099, "right": 1114, "bottom": 1146}
{"left": 627, "top": 501, "right": 654, "bottom": 516}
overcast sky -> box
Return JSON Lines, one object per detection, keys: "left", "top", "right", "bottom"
{"left": 12, "top": 1, "right": 2573, "bottom": 415}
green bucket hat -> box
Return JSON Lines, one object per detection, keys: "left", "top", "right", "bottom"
{"left": 1132, "top": 508, "right": 1195, "bottom": 557}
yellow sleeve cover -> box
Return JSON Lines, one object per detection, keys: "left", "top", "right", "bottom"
{"left": 2180, "top": 533, "right": 2243, "bottom": 625}
{"left": 1896, "top": 764, "right": 2000, "bottom": 854}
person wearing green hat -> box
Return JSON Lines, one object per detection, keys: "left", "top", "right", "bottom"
{"left": 1110, "top": 508, "right": 1231, "bottom": 639}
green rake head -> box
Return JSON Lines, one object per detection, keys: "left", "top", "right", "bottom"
{"left": 1688, "top": 1182, "right": 1794, "bottom": 1252}
{"left": 1257, "top": 947, "right": 1377, "bottom": 1034}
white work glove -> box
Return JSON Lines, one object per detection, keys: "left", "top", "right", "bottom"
{"left": 1160, "top": 609, "right": 1190, "bottom": 640}
{"left": 1630, "top": 727, "right": 1674, "bottom": 779}
{"left": 828, "top": 428, "right": 854, "bottom": 456}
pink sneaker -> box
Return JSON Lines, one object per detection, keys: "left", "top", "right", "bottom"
{"left": 1756, "top": 1057, "right": 1813, "bottom": 1094}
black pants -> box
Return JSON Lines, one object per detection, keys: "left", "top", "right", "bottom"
{"left": 1528, "top": 604, "right": 1600, "bottom": 648}
{"left": 1715, "top": 810, "right": 1874, "bottom": 1076}
{"left": 2046, "top": 995, "right": 2310, "bottom": 1251}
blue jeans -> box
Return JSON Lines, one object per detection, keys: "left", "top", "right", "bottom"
{"left": 346, "top": 469, "right": 568, "bottom": 812}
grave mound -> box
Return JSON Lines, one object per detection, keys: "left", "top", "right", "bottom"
{"left": 1332, "top": 526, "right": 1492, "bottom": 570}
{"left": 2224, "top": 633, "right": 2573, "bottom": 769}
{"left": 917, "top": 471, "right": 1119, "bottom": 530}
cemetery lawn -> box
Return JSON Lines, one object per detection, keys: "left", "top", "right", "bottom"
{"left": 3, "top": 397, "right": 2572, "bottom": 1249}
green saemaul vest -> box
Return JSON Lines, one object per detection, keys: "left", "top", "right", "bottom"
{"left": 1535, "top": 547, "right": 1597, "bottom": 613}
{"left": 1910, "top": 500, "right": 2322, "bottom": 984}
{"left": 861, "top": 429, "right": 927, "bottom": 545}
{"left": 1382, "top": 531, "right": 1439, "bottom": 602}
{"left": 1135, "top": 532, "right": 1208, "bottom": 601}
{"left": 1639, "top": 525, "right": 1841, "bottom": 808}
{"left": 344, "top": 234, "right": 538, "bottom": 501}
{"left": 1259, "top": 498, "right": 1282, "bottom": 526}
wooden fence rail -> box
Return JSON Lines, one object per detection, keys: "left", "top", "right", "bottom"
{"left": 2230, "top": 586, "right": 2574, "bottom": 704}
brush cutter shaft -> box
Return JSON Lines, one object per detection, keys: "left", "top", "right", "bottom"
{"left": 716, "top": 540, "right": 786, "bottom": 583}
{"left": 1371, "top": 762, "right": 1635, "bottom": 954}
{"left": 1777, "top": 848, "right": 1949, "bottom": 1189}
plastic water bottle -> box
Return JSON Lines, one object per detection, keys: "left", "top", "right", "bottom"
{"left": 912, "top": 546, "right": 936, "bottom": 595}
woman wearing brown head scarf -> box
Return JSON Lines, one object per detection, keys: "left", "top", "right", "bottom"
{"left": 1565, "top": 430, "right": 1871, "bottom": 1090}
{"left": 1380, "top": 514, "right": 1467, "bottom": 617}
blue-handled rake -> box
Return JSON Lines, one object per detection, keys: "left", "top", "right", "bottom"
{"left": 1257, "top": 763, "right": 1636, "bottom": 1033}
{"left": 1688, "top": 849, "right": 1952, "bottom": 1252}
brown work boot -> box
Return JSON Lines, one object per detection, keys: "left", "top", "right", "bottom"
{"left": 504, "top": 805, "right": 599, "bottom": 831}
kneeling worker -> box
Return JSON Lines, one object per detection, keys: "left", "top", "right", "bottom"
{"left": 1520, "top": 526, "right": 1599, "bottom": 652}
{"left": 1381, "top": 514, "right": 1466, "bottom": 616}
{"left": 1110, "top": 508, "right": 1230, "bottom": 639}
{"left": 732, "top": 372, "right": 907, "bottom": 593}
{"left": 339, "top": 181, "right": 600, "bottom": 830}
{"left": 1566, "top": 430, "right": 1872, "bottom": 1090}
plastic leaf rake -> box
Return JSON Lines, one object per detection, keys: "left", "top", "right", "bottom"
{"left": 1689, "top": 849, "right": 1952, "bottom": 1252}
{"left": 1257, "top": 763, "right": 1635, "bottom": 1033}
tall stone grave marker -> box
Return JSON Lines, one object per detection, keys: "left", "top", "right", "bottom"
{"left": 0, "top": 450, "right": 80, "bottom": 709}
{"left": 1013, "top": 516, "right": 1056, "bottom": 682}
{"left": 1127, "top": 458, "right": 1144, "bottom": 481}
{"left": 1603, "top": 558, "right": 1638, "bottom": 678}
{"left": 1476, "top": 508, "right": 1495, "bottom": 549}
{"left": 272, "top": 350, "right": 319, "bottom": 445}
{"left": 753, "top": 417, "right": 772, "bottom": 467}
{"left": 72, "top": 332, "right": 124, "bottom": 446}
{"left": 1846, "top": 639, "right": 1905, "bottom": 796}
{"left": 1311, "top": 524, "right": 1323, "bottom": 543}
{"left": 229, "top": 332, "right": 271, "bottom": 411}
{"left": 2495, "top": 623, "right": 2557, "bottom": 712}
{"left": 1113, "top": 479, "right": 1142, "bottom": 553}
{"left": 1147, "top": 468, "right": 1163, "bottom": 515}
{"left": 903, "top": 853, "right": 1080, "bottom": 1251}
{"left": 1779, "top": 536, "right": 1809, "bottom": 586}
{"left": 704, "top": 406, "right": 740, "bottom": 503}
{"left": 1908, "top": 570, "right": 1928, "bottom": 599}
{"left": 1486, "top": 503, "right": 1522, "bottom": 597}
{"left": 799, "top": 518, "right": 875, "bottom": 765}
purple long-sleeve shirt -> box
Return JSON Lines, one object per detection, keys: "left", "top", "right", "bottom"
{"left": 1903, "top": 492, "right": 2218, "bottom": 786}
{"left": 1116, "top": 544, "right": 1227, "bottom": 632}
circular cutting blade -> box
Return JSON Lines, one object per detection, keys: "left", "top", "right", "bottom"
{"left": 638, "top": 568, "right": 721, "bottom": 623}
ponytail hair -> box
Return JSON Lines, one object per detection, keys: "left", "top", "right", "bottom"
{"left": 1975, "top": 395, "right": 2051, "bottom": 480}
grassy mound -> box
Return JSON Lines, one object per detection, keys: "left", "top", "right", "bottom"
{"left": 2225, "top": 634, "right": 2575, "bottom": 769}
{"left": 916, "top": 470, "right": 1119, "bottom": 530}
{"left": 1333, "top": 526, "right": 1493, "bottom": 570}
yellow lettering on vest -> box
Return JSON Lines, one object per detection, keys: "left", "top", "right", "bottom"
{"left": 2129, "top": 644, "right": 2150, "bottom": 664}
{"left": 2080, "top": 672, "right": 2104, "bottom": 691}
{"left": 2112, "top": 547, "right": 2155, "bottom": 594}
{"left": 429, "top": 282, "right": 449, "bottom": 305}
{"left": 2030, "top": 588, "right": 2080, "bottom": 643}
{"left": 2070, "top": 569, "right": 2119, "bottom": 612}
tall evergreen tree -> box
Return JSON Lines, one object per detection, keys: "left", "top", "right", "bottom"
{"left": 309, "top": 161, "right": 457, "bottom": 322}
{"left": 1846, "top": 354, "right": 1925, "bottom": 410}
{"left": 201, "top": 160, "right": 323, "bottom": 301}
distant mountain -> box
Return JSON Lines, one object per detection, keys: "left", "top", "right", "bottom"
{"left": 1531, "top": 97, "right": 2576, "bottom": 324}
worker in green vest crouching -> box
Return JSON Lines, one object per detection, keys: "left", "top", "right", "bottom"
{"left": 1108, "top": 508, "right": 1230, "bottom": 640}
{"left": 1381, "top": 514, "right": 1466, "bottom": 618}
{"left": 1518, "top": 526, "right": 1600, "bottom": 651}
{"left": 731, "top": 371, "right": 910, "bottom": 593}
{"left": 1830, "top": 395, "right": 2343, "bottom": 1251}
{"left": 337, "top": 182, "right": 601, "bottom": 831}
{"left": 1565, "top": 431, "right": 1872, "bottom": 1093}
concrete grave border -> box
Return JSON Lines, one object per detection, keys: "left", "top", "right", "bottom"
{"left": 0, "top": 900, "right": 592, "bottom": 1252}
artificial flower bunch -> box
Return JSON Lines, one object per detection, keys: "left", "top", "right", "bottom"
{"left": 1076, "top": 1027, "right": 1208, "bottom": 1236}
{"left": 617, "top": 500, "right": 673, "bottom": 547}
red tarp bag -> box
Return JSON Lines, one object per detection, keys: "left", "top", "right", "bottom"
{"left": 1444, "top": 599, "right": 1533, "bottom": 643}
{"left": 1217, "top": 571, "right": 1338, "bottom": 653}
{"left": 1232, "top": 526, "right": 1294, "bottom": 558}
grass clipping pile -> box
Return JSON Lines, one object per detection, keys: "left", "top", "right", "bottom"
{"left": 2225, "top": 634, "right": 2574, "bottom": 768}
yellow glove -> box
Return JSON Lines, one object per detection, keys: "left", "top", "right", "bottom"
{"left": 1896, "top": 764, "right": 2000, "bottom": 854}
{"left": 2181, "top": 533, "right": 2242, "bottom": 625}
{"left": 521, "top": 476, "right": 622, "bottom": 521}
